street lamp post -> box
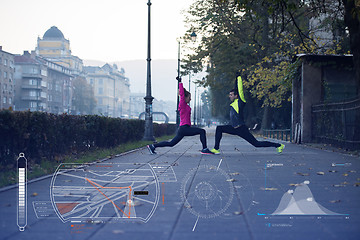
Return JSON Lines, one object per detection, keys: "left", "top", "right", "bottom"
{"left": 143, "top": 0, "right": 155, "bottom": 141}
{"left": 193, "top": 85, "right": 196, "bottom": 126}
{"left": 176, "top": 31, "right": 197, "bottom": 127}
{"left": 198, "top": 88, "right": 201, "bottom": 125}
{"left": 176, "top": 40, "right": 181, "bottom": 127}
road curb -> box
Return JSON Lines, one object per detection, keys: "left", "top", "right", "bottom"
{"left": 0, "top": 146, "right": 147, "bottom": 193}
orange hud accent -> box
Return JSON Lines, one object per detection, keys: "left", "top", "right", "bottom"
{"left": 85, "top": 178, "right": 132, "bottom": 218}
{"left": 162, "top": 183, "right": 165, "bottom": 205}
{"left": 56, "top": 203, "right": 80, "bottom": 215}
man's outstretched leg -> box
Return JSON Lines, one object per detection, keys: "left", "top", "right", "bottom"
{"left": 211, "top": 125, "right": 285, "bottom": 154}
{"left": 237, "top": 125, "right": 285, "bottom": 153}
{"left": 211, "top": 125, "right": 239, "bottom": 154}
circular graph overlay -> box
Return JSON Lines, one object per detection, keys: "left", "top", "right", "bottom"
{"left": 181, "top": 165, "right": 234, "bottom": 219}
{"left": 50, "top": 163, "right": 159, "bottom": 223}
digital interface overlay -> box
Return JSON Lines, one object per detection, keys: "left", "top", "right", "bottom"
{"left": 50, "top": 163, "right": 163, "bottom": 223}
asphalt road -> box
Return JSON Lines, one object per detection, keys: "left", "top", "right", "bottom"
{"left": 1, "top": 127, "right": 359, "bottom": 240}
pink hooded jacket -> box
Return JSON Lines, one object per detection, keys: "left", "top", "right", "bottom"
{"left": 179, "top": 82, "right": 191, "bottom": 126}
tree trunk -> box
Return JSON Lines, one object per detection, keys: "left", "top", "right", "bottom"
{"left": 343, "top": 0, "right": 360, "bottom": 90}
{"left": 261, "top": 105, "right": 272, "bottom": 130}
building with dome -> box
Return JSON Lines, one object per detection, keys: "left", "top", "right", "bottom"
{"left": 35, "top": 26, "right": 83, "bottom": 75}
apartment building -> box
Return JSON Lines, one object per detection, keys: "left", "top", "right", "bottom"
{"left": 0, "top": 46, "right": 15, "bottom": 110}
{"left": 14, "top": 51, "right": 72, "bottom": 113}
{"left": 83, "top": 64, "right": 130, "bottom": 117}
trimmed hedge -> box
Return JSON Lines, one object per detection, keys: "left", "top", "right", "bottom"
{"left": 0, "top": 110, "right": 175, "bottom": 168}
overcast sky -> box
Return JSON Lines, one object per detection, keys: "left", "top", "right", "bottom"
{"left": 0, "top": 0, "right": 195, "bottom": 62}
{"left": 0, "top": 0, "right": 208, "bottom": 102}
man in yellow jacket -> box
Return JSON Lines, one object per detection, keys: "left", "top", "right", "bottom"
{"left": 211, "top": 75, "right": 285, "bottom": 154}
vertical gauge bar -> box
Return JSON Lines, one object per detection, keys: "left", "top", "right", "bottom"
{"left": 17, "top": 153, "right": 27, "bottom": 232}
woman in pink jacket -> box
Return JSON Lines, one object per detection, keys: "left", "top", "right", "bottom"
{"left": 147, "top": 79, "right": 213, "bottom": 155}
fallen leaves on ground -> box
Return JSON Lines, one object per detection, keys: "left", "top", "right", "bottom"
{"left": 112, "top": 230, "right": 124, "bottom": 234}
{"left": 296, "top": 172, "right": 310, "bottom": 176}
{"left": 261, "top": 187, "right": 278, "bottom": 191}
{"left": 230, "top": 172, "right": 240, "bottom": 175}
{"left": 234, "top": 211, "right": 243, "bottom": 215}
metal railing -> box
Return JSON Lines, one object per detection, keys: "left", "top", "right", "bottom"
{"left": 312, "top": 98, "right": 360, "bottom": 150}
{"left": 262, "top": 129, "right": 292, "bottom": 142}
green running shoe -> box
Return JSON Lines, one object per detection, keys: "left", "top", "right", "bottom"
{"left": 277, "top": 144, "right": 285, "bottom": 153}
{"left": 210, "top": 148, "right": 220, "bottom": 154}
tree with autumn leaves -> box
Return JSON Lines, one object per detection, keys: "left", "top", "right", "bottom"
{"left": 181, "top": 0, "right": 358, "bottom": 128}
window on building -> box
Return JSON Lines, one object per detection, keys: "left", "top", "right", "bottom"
{"left": 9, "top": 97, "right": 12, "bottom": 104}
{"left": 3, "top": 97, "right": 6, "bottom": 104}
{"left": 40, "top": 102, "right": 47, "bottom": 109}
{"left": 99, "top": 79, "right": 103, "bottom": 85}
{"left": 29, "top": 79, "right": 37, "bottom": 85}
{"left": 4, "top": 59, "right": 7, "bottom": 66}
{"left": 98, "top": 88, "right": 103, "bottom": 94}
{"left": 26, "top": 67, "right": 39, "bottom": 74}
{"left": 30, "top": 102, "right": 37, "bottom": 108}
{"left": 29, "top": 90, "right": 37, "bottom": 97}
{"left": 4, "top": 71, "right": 7, "bottom": 79}
{"left": 90, "top": 79, "right": 94, "bottom": 85}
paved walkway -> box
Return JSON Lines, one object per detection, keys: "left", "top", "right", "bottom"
{"left": 1, "top": 127, "right": 359, "bottom": 240}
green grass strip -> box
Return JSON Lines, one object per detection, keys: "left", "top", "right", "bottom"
{"left": 0, "top": 134, "right": 175, "bottom": 188}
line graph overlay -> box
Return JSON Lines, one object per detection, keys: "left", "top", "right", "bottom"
{"left": 271, "top": 181, "right": 347, "bottom": 216}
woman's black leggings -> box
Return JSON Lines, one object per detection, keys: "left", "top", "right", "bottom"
{"left": 214, "top": 125, "right": 280, "bottom": 150}
{"left": 154, "top": 125, "right": 207, "bottom": 149}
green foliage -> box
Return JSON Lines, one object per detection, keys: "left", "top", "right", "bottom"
{"left": 0, "top": 133, "right": 176, "bottom": 188}
{"left": 0, "top": 110, "right": 176, "bottom": 171}
{"left": 182, "top": 0, "right": 350, "bottom": 119}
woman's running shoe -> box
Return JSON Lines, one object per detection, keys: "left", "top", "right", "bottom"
{"left": 201, "top": 148, "right": 214, "bottom": 155}
{"left": 147, "top": 144, "right": 156, "bottom": 154}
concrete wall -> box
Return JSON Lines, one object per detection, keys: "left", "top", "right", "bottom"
{"left": 301, "top": 63, "right": 322, "bottom": 142}
{"left": 292, "top": 55, "right": 357, "bottom": 144}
